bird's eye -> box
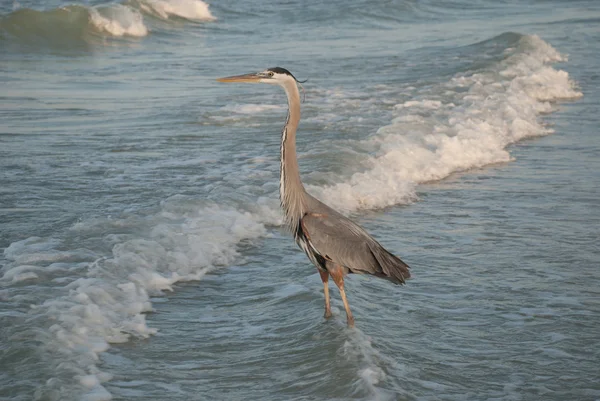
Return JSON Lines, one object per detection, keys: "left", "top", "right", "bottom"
{"left": 268, "top": 71, "right": 274, "bottom": 77}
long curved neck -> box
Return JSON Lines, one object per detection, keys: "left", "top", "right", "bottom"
{"left": 279, "top": 80, "right": 307, "bottom": 232}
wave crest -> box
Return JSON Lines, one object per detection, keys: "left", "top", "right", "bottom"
{"left": 0, "top": 0, "right": 216, "bottom": 47}
{"left": 1, "top": 198, "right": 268, "bottom": 400}
{"left": 89, "top": 4, "right": 148, "bottom": 37}
{"left": 0, "top": 4, "right": 148, "bottom": 48}
{"left": 131, "top": 0, "right": 216, "bottom": 21}
{"left": 311, "top": 34, "right": 582, "bottom": 212}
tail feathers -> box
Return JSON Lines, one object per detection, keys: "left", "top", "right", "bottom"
{"left": 368, "top": 244, "right": 411, "bottom": 285}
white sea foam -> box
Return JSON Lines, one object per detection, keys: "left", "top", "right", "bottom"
{"left": 2, "top": 264, "right": 41, "bottom": 282}
{"left": 223, "top": 103, "right": 286, "bottom": 114}
{"left": 341, "top": 329, "right": 394, "bottom": 401}
{"left": 311, "top": 35, "right": 582, "bottom": 212}
{"left": 1, "top": 0, "right": 213, "bottom": 44}
{"left": 89, "top": 4, "right": 149, "bottom": 37}
{"left": 2, "top": 198, "right": 270, "bottom": 400}
{"left": 395, "top": 99, "right": 444, "bottom": 110}
{"left": 134, "top": 0, "right": 216, "bottom": 21}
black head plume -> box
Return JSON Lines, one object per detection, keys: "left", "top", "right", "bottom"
{"left": 267, "top": 67, "right": 308, "bottom": 83}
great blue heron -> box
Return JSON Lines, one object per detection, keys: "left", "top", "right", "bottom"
{"left": 217, "top": 67, "right": 410, "bottom": 327}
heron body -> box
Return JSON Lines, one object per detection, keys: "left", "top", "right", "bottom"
{"left": 217, "top": 67, "right": 410, "bottom": 327}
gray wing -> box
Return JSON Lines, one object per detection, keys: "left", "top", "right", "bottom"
{"left": 301, "top": 211, "right": 411, "bottom": 284}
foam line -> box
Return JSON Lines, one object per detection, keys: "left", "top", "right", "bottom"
{"left": 310, "top": 35, "right": 582, "bottom": 212}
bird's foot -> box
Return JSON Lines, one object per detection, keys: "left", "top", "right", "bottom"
{"left": 346, "top": 316, "right": 355, "bottom": 328}
{"left": 324, "top": 309, "right": 332, "bottom": 319}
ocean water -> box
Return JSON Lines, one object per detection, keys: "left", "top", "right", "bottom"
{"left": 1, "top": 0, "right": 599, "bottom": 400}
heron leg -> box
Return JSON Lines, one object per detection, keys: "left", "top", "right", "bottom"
{"left": 329, "top": 265, "right": 355, "bottom": 327}
{"left": 318, "top": 269, "right": 332, "bottom": 318}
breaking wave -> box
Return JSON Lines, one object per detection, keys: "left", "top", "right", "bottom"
{"left": 310, "top": 34, "right": 582, "bottom": 212}
{"left": 1, "top": 197, "right": 268, "bottom": 400}
{"left": 129, "top": 0, "right": 216, "bottom": 21}
{"left": 0, "top": 0, "right": 215, "bottom": 47}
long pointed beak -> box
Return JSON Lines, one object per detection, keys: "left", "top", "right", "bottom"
{"left": 217, "top": 73, "right": 261, "bottom": 83}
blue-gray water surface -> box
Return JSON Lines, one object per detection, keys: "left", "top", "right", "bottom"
{"left": 1, "top": 0, "right": 599, "bottom": 400}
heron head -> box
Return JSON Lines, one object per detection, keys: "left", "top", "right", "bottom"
{"left": 217, "top": 67, "right": 303, "bottom": 86}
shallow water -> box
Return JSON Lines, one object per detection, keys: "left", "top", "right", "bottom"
{"left": 1, "top": 1, "right": 599, "bottom": 400}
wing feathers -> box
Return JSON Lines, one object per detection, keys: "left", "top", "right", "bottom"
{"left": 367, "top": 243, "right": 411, "bottom": 284}
{"left": 300, "top": 212, "right": 410, "bottom": 284}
